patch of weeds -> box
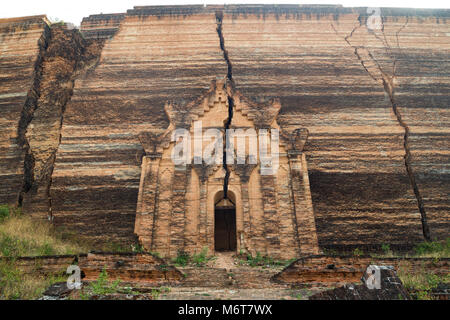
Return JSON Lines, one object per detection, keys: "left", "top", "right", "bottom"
{"left": 151, "top": 288, "right": 160, "bottom": 300}
{"left": 131, "top": 242, "right": 145, "bottom": 253}
{"left": 121, "top": 286, "right": 138, "bottom": 295}
{"left": 192, "top": 247, "right": 213, "bottom": 267}
{"left": 160, "top": 286, "right": 171, "bottom": 293}
{"left": 80, "top": 267, "right": 121, "bottom": 299}
{"left": 0, "top": 205, "right": 10, "bottom": 222}
{"left": 39, "top": 241, "right": 56, "bottom": 256}
{"left": 285, "top": 258, "right": 297, "bottom": 266}
{"left": 381, "top": 243, "right": 393, "bottom": 256}
{"left": 173, "top": 250, "right": 190, "bottom": 267}
{"left": 0, "top": 206, "right": 88, "bottom": 257}
{"left": 413, "top": 239, "right": 449, "bottom": 258}
{"left": 0, "top": 259, "right": 66, "bottom": 300}
{"left": 194, "top": 292, "right": 211, "bottom": 297}
{"left": 398, "top": 269, "right": 449, "bottom": 300}
{"left": 295, "top": 293, "right": 304, "bottom": 300}
{"left": 415, "top": 241, "right": 443, "bottom": 255}
{"left": 150, "top": 251, "right": 161, "bottom": 258}
{"left": 172, "top": 247, "right": 214, "bottom": 267}
{"left": 0, "top": 234, "right": 33, "bottom": 257}
{"left": 243, "top": 252, "right": 291, "bottom": 268}
{"left": 157, "top": 264, "right": 169, "bottom": 272}
{"left": 322, "top": 248, "right": 338, "bottom": 256}
{"left": 352, "top": 248, "right": 363, "bottom": 257}
{"left": 104, "top": 241, "right": 127, "bottom": 253}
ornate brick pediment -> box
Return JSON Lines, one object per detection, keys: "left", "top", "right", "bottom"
{"left": 280, "top": 128, "right": 309, "bottom": 153}
{"left": 233, "top": 92, "right": 281, "bottom": 129}
{"left": 138, "top": 130, "right": 170, "bottom": 156}
{"left": 135, "top": 77, "right": 319, "bottom": 259}
{"left": 138, "top": 78, "right": 310, "bottom": 156}
{"left": 138, "top": 79, "right": 230, "bottom": 157}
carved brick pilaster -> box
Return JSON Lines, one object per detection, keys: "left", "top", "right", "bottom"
{"left": 233, "top": 161, "right": 257, "bottom": 252}
{"left": 260, "top": 172, "right": 281, "bottom": 257}
{"left": 135, "top": 155, "right": 162, "bottom": 250}
{"left": 169, "top": 165, "right": 189, "bottom": 255}
{"left": 287, "top": 151, "right": 320, "bottom": 255}
{"left": 193, "top": 161, "right": 218, "bottom": 247}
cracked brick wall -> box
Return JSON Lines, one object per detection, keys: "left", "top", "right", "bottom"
{"left": 0, "top": 16, "right": 50, "bottom": 205}
{"left": 220, "top": 5, "right": 449, "bottom": 249}
{"left": 0, "top": 5, "right": 448, "bottom": 252}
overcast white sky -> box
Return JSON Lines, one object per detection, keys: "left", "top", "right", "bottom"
{"left": 2, "top": 0, "right": 449, "bottom": 26}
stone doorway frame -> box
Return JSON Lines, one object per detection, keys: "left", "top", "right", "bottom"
{"left": 214, "top": 193, "right": 237, "bottom": 252}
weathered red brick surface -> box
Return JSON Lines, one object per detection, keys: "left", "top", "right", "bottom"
{"left": 273, "top": 254, "right": 450, "bottom": 286}
{"left": 0, "top": 5, "right": 448, "bottom": 255}
{"left": 0, "top": 16, "right": 49, "bottom": 205}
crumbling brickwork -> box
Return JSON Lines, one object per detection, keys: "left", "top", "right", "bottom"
{"left": 0, "top": 5, "right": 448, "bottom": 256}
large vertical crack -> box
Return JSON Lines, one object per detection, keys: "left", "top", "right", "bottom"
{"left": 383, "top": 78, "right": 432, "bottom": 241}
{"left": 216, "top": 11, "right": 234, "bottom": 199}
{"left": 17, "top": 22, "right": 106, "bottom": 219}
{"left": 333, "top": 15, "right": 432, "bottom": 241}
{"left": 17, "top": 23, "right": 51, "bottom": 207}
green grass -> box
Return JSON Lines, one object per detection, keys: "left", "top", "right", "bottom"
{"left": 371, "top": 239, "right": 450, "bottom": 259}
{"left": 173, "top": 250, "right": 190, "bottom": 267}
{"left": 0, "top": 205, "right": 88, "bottom": 258}
{"left": 0, "top": 204, "right": 89, "bottom": 300}
{"left": 239, "top": 252, "right": 295, "bottom": 268}
{"left": 191, "top": 247, "right": 214, "bottom": 267}
{"left": 352, "top": 248, "right": 364, "bottom": 257}
{"left": 80, "top": 267, "right": 121, "bottom": 299}
{"left": 398, "top": 269, "right": 449, "bottom": 300}
{"left": 172, "top": 247, "right": 215, "bottom": 267}
{"left": 413, "top": 239, "right": 450, "bottom": 257}
{"left": 0, "top": 259, "right": 66, "bottom": 300}
{"left": 325, "top": 239, "right": 449, "bottom": 259}
{"left": 0, "top": 205, "right": 10, "bottom": 222}
{"left": 151, "top": 289, "right": 160, "bottom": 300}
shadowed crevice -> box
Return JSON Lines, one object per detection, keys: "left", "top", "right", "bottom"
{"left": 17, "top": 22, "right": 106, "bottom": 220}
{"left": 216, "top": 10, "right": 234, "bottom": 199}
{"left": 333, "top": 16, "right": 431, "bottom": 241}
{"left": 17, "top": 23, "right": 51, "bottom": 207}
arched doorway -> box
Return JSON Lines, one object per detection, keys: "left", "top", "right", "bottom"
{"left": 214, "top": 192, "right": 237, "bottom": 251}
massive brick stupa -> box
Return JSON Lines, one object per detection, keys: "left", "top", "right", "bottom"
{"left": 0, "top": 5, "right": 448, "bottom": 258}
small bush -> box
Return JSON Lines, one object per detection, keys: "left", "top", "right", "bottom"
{"left": 173, "top": 250, "right": 190, "bottom": 267}
{"left": 0, "top": 212, "right": 87, "bottom": 257}
{"left": 399, "top": 271, "right": 449, "bottom": 300}
{"left": 192, "top": 247, "right": 210, "bottom": 267}
{"left": 172, "top": 247, "right": 214, "bottom": 267}
{"left": 38, "top": 242, "right": 56, "bottom": 256}
{"left": 0, "top": 205, "right": 10, "bottom": 222}
{"left": 322, "top": 248, "right": 338, "bottom": 256}
{"left": 242, "top": 252, "right": 290, "bottom": 268}
{"left": 380, "top": 243, "right": 394, "bottom": 257}
{"left": 81, "top": 267, "right": 120, "bottom": 299}
{"left": 414, "top": 241, "right": 443, "bottom": 255}
{"left": 0, "top": 260, "right": 66, "bottom": 300}
{"left": 131, "top": 243, "right": 145, "bottom": 253}
{"left": 150, "top": 251, "right": 161, "bottom": 258}
{"left": 103, "top": 241, "right": 127, "bottom": 253}
{"left": 151, "top": 289, "right": 160, "bottom": 300}
{"left": 353, "top": 248, "right": 364, "bottom": 257}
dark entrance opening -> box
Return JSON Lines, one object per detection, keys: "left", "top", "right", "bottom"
{"left": 214, "top": 198, "right": 236, "bottom": 251}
